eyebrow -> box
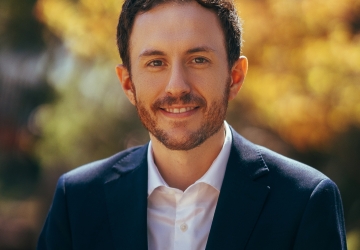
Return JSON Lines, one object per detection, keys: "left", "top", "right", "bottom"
{"left": 185, "top": 46, "right": 216, "bottom": 54}
{"left": 138, "top": 46, "right": 216, "bottom": 59}
{"left": 138, "top": 49, "right": 166, "bottom": 58}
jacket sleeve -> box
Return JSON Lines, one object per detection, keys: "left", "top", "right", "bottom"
{"left": 293, "top": 178, "right": 347, "bottom": 250}
{"left": 37, "top": 175, "right": 73, "bottom": 250}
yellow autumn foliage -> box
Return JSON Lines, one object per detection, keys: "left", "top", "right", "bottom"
{"left": 35, "top": 0, "right": 360, "bottom": 150}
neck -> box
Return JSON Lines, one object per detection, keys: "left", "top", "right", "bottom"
{"left": 150, "top": 124, "right": 225, "bottom": 191}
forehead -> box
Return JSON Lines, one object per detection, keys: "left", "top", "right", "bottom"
{"left": 129, "top": 2, "right": 226, "bottom": 59}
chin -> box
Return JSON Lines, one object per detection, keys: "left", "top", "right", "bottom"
{"left": 155, "top": 126, "right": 219, "bottom": 151}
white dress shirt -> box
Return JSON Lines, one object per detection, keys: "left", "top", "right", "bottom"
{"left": 147, "top": 121, "right": 232, "bottom": 250}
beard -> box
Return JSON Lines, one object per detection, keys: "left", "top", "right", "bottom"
{"left": 133, "top": 78, "right": 230, "bottom": 151}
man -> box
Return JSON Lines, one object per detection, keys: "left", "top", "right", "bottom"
{"left": 38, "top": 0, "right": 347, "bottom": 249}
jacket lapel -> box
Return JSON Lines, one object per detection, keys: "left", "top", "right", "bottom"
{"left": 104, "top": 145, "right": 149, "bottom": 250}
{"left": 206, "top": 129, "right": 270, "bottom": 250}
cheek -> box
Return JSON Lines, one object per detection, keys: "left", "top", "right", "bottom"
{"left": 191, "top": 71, "right": 229, "bottom": 97}
{"left": 132, "top": 71, "right": 170, "bottom": 97}
{"left": 131, "top": 79, "right": 161, "bottom": 104}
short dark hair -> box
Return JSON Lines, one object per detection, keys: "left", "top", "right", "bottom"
{"left": 116, "top": 0, "right": 242, "bottom": 71}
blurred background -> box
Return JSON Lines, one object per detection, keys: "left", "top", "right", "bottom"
{"left": 0, "top": 0, "right": 359, "bottom": 248}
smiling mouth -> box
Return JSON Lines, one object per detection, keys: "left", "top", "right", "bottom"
{"left": 163, "top": 107, "right": 197, "bottom": 114}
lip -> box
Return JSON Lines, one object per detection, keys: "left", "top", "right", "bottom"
{"left": 163, "top": 106, "right": 196, "bottom": 113}
{"left": 159, "top": 106, "right": 199, "bottom": 118}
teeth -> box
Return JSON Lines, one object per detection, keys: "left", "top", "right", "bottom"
{"left": 165, "top": 107, "right": 195, "bottom": 113}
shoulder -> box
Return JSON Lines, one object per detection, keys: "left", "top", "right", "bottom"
{"left": 59, "top": 144, "right": 148, "bottom": 188}
{"left": 230, "top": 127, "right": 335, "bottom": 192}
{"left": 258, "top": 145, "right": 342, "bottom": 207}
{"left": 258, "top": 145, "right": 330, "bottom": 187}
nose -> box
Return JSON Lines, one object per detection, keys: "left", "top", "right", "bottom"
{"left": 165, "top": 62, "right": 191, "bottom": 96}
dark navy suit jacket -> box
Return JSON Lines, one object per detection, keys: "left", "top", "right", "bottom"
{"left": 38, "top": 128, "right": 347, "bottom": 249}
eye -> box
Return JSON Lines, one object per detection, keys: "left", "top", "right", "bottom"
{"left": 192, "top": 57, "right": 209, "bottom": 64}
{"left": 148, "top": 60, "right": 164, "bottom": 67}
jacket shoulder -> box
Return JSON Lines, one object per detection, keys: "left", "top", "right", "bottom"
{"left": 257, "top": 145, "right": 332, "bottom": 190}
{"left": 61, "top": 144, "right": 147, "bottom": 186}
{"left": 230, "top": 127, "right": 329, "bottom": 188}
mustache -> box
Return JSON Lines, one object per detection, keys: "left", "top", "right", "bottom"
{"left": 152, "top": 93, "right": 206, "bottom": 109}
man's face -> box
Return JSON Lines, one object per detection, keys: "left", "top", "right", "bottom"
{"left": 118, "top": 1, "right": 246, "bottom": 150}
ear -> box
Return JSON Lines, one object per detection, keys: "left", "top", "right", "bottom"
{"left": 115, "top": 64, "right": 136, "bottom": 105}
{"left": 228, "top": 56, "right": 248, "bottom": 101}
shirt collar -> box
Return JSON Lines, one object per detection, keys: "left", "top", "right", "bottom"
{"left": 147, "top": 121, "right": 232, "bottom": 196}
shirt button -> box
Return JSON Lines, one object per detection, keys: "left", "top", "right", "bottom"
{"left": 180, "top": 223, "right": 188, "bottom": 232}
